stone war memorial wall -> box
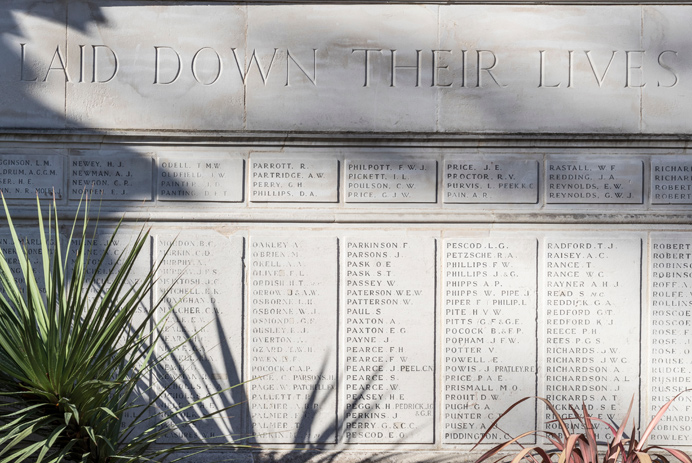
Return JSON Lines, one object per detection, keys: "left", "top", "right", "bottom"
{"left": 2, "top": 1, "right": 692, "bottom": 461}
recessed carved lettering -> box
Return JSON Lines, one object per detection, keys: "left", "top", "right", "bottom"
{"left": 444, "top": 157, "right": 538, "bottom": 204}
{"left": 648, "top": 235, "right": 692, "bottom": 444}
{"left": 542, "top": 237, "right": 641, "bottom": 441}
{"left": 0, "top": 154, "right": 64, "bottom": 199}
{"left": 250, "top": 156, "right": 338, "bottom": 202}
{"left": 546, "top": 157, "right": 643, "bottom": 204}
{"left": 69, "top": 154, "right": 153, "bottom": 201}
{"left": 651, "top": 159, "right": 692, "bottom": 204}
{"left": 443, "top": 238, "right": 537, "bottom": 444}
{"left": 249, "top": 236, "right": 337, "bottom": 443}
{"left": 157, "top": 155, "right": 244, "bottom": 202}
{"left": 155, "top": 232, "right": 244, "bottom": 444}
{"left": 343, "top": 237, "right": 435, "bottom": 444}
{"left": 345, "top": 158, "right": 436, "bottom": 203}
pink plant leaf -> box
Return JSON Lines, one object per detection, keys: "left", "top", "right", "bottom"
{"left": 611, "top": 396, "right": 634, "bottom": 449}
{"left": 537, "top": 397, "right": 571, "bottom": 438}
{"left": 581, "top": 403, "right": 598, "bottom": 463}
{"left": 562, "top": 433, "right": 585, "bottom": 463}
{"left": 637, "top": 390, "right": 691, "bottom": 451}
{"left": 473, "top": 397, "right": 536, "bottom": 450}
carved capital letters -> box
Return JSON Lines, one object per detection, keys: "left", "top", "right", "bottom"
{"left": 352, "top": 48, "right": 382, "bottom": 87}
{"left": 153, "top": 46, "right": 181, "bottom": 85}
{"left": 657, "top": 50, "right": 679, "bottom": 88}
{"left": 19, "top": 43, "right": 37, "bottom": 82}
{"left": 92, "top": 45, "right": 119, "bottom": 83}
{"left": 431, "top": 50, "right": 452, "bottom": 88}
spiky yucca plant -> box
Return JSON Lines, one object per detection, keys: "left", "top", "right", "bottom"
{"left": 0, "top": 196, "right": 244, "bottom": 462}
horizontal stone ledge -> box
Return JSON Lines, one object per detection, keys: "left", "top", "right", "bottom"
{"left": 3, "top": 209, "right": 692, "bottom": 224}
{"left": 1, "top": 130, "right": 692, "bottom": 148}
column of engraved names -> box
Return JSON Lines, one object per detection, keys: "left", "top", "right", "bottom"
{"left": 69, "top": 233, "right": 151, "bottom": 434}
{"left": 543, "top": 238, "right": 640, "bottom": 441}
{"left": 155, "top": 233, "right": 243, "bottom": 443}
{"left": 344, "top": 237, "right": 435, "bottom": 443}
{"left": 443, "top": 238, "right": 536, "bottom": 444}
{"left": 249, "top": 237, "right": 337, "bottom": 443}
{"left": 648, "top": 237, "right": 692, "bottom": 444}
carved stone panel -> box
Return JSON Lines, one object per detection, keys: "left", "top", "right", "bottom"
{"left": 345, "top": 158, "right": 437, "bottom": 203}
{"left": 248, "top": 236, "right": 338, "bottom": 443}
{"left": 343, "top": 236, "right": 435, "bottom": 443}
{"left": 0, "top": 154, "right": 64, "bottom": 199}
{"left": 648, "top": 235, "right": 692, "bottom": 445}
{"left": 155, "top": 232, "right": 244, "bottom": 444}
{"left": 443, "top": 237, "right": 537, "bottom": 444}
{"left": 69, "top": 154, "right": 153, "bottom": 201}
{"left": 546, "top": 158, "right": 643, "bottom": 204}
{"left": 651, "top": 159, "right": 692, "bottom": 205}
{"left": 157, "top": 154, "right": 244, "bottom": 202}
{"left": 443, "top": 157, "right": 539, "bottom": 204}
{"left": 541, "top": 237, "right": 641, "bottom": 441}
{"left": 250, "top": 156, "right": 339, "bottom": 202}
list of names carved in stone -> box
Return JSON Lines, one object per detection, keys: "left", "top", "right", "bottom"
{"left": 69, "top": 155, "right": 153, "bottom": 201}
{"left": 443, "top": 238, "right": 537, "bottom": 443}
{"left": 157, "top": 155, "right": 244, "bottom": 202}
{"left": 542, "top": 237, "right": 641, "bottom": 441}
{"left": 0, "top": 154, "right": 64, "bottom": 199}
{"left": 343, "top": 236, "right": 435, "bottom": 443}
{"left": 545, "top": 158, "right": 643, "bottom": 204}
{"left": 248, "top": 236, "right": 338, "bottom": 443}
{"left": 155, "top": 232, "right": 244, "bottom": 443}
{"left": 648, "top": 235, "right": 692, "bottom": 444}
{"left": 443, "top": 158, "right": 538, "bottom": 204}
{"left": 345, "top": 159, "right": 437, "bottom": 203}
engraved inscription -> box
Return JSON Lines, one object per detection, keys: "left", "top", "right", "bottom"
{"left": 0, "top": 231, "right": 53, "bottom": 296}
{"left": 443, "top": 238, "right": 537, "bottom": 443}
{"left": 651, "top": 160, "right": 692, "bottom": 204}
{"left": 345, "top": 159, "right": 437, "bottom": 203}
{"left": 0, "top": 154, "right": 63, "bottom": 199}
{"left": 648, "top": 236, "right": 692, "bottom": 444}
{"left": 542, "top": 237, "right": 640, "bottom": 441}
{"left": 155, "top": 232, "right": 244, "bottom": 444}
{"left": 70, "top": 155, "right": 153, "bottom": 201}
{"left": 157, "top": 155, "right": 244, "bottom": 202}
{"left": 344, "top": 237, "right": 435, "bottom": 443}
{"left": 68, "top": 233, "right": 152, "bottom": 435}
{"left": 444, "top": 158, "right": 538, "bottom": 204}
{"left": 546, "top": 158, "right": 643, "bottom": 204}
{"left": 250, "top": 157, "right": 338, "bottom": 202}
{"left": 249, "top": 237, "right": 337, "bottom": 443}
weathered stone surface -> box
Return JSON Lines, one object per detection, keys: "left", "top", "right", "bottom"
{"left": 546, "top": 157, "right": 643, "bottom": 204}
{"left": 155, "top": 231, "right": 244, "bottom": 444}
{"left": 0, "top": 153, "right": 64, "bottom": 199}
{"left": 541, "top": 236, "right": 641, "bottom": 441}
{"left": 4, "top": 3, "right": 692, "bottom": 133}
{"left": 345, "top": 158, "right": 437, "bottom": 203}
{"left": 69, "top": 152, "right": 153, "bottom": 201}
{"left": 250, "top": 156, "right": 338, "bottom": 202}
{"left": 248, "top": 236, "right": 337, "bottom": 443}
{"left": 158, "top": 154, "right": 244, "bottom": 202}
{"left": 443, "top": 237, "right": 537, "bottom": 444}
{"left": 443, "top": 157, "right": 538, "bottom": 204}
{"left": 343, "top": 236, "right": 435, "bottom": 444}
